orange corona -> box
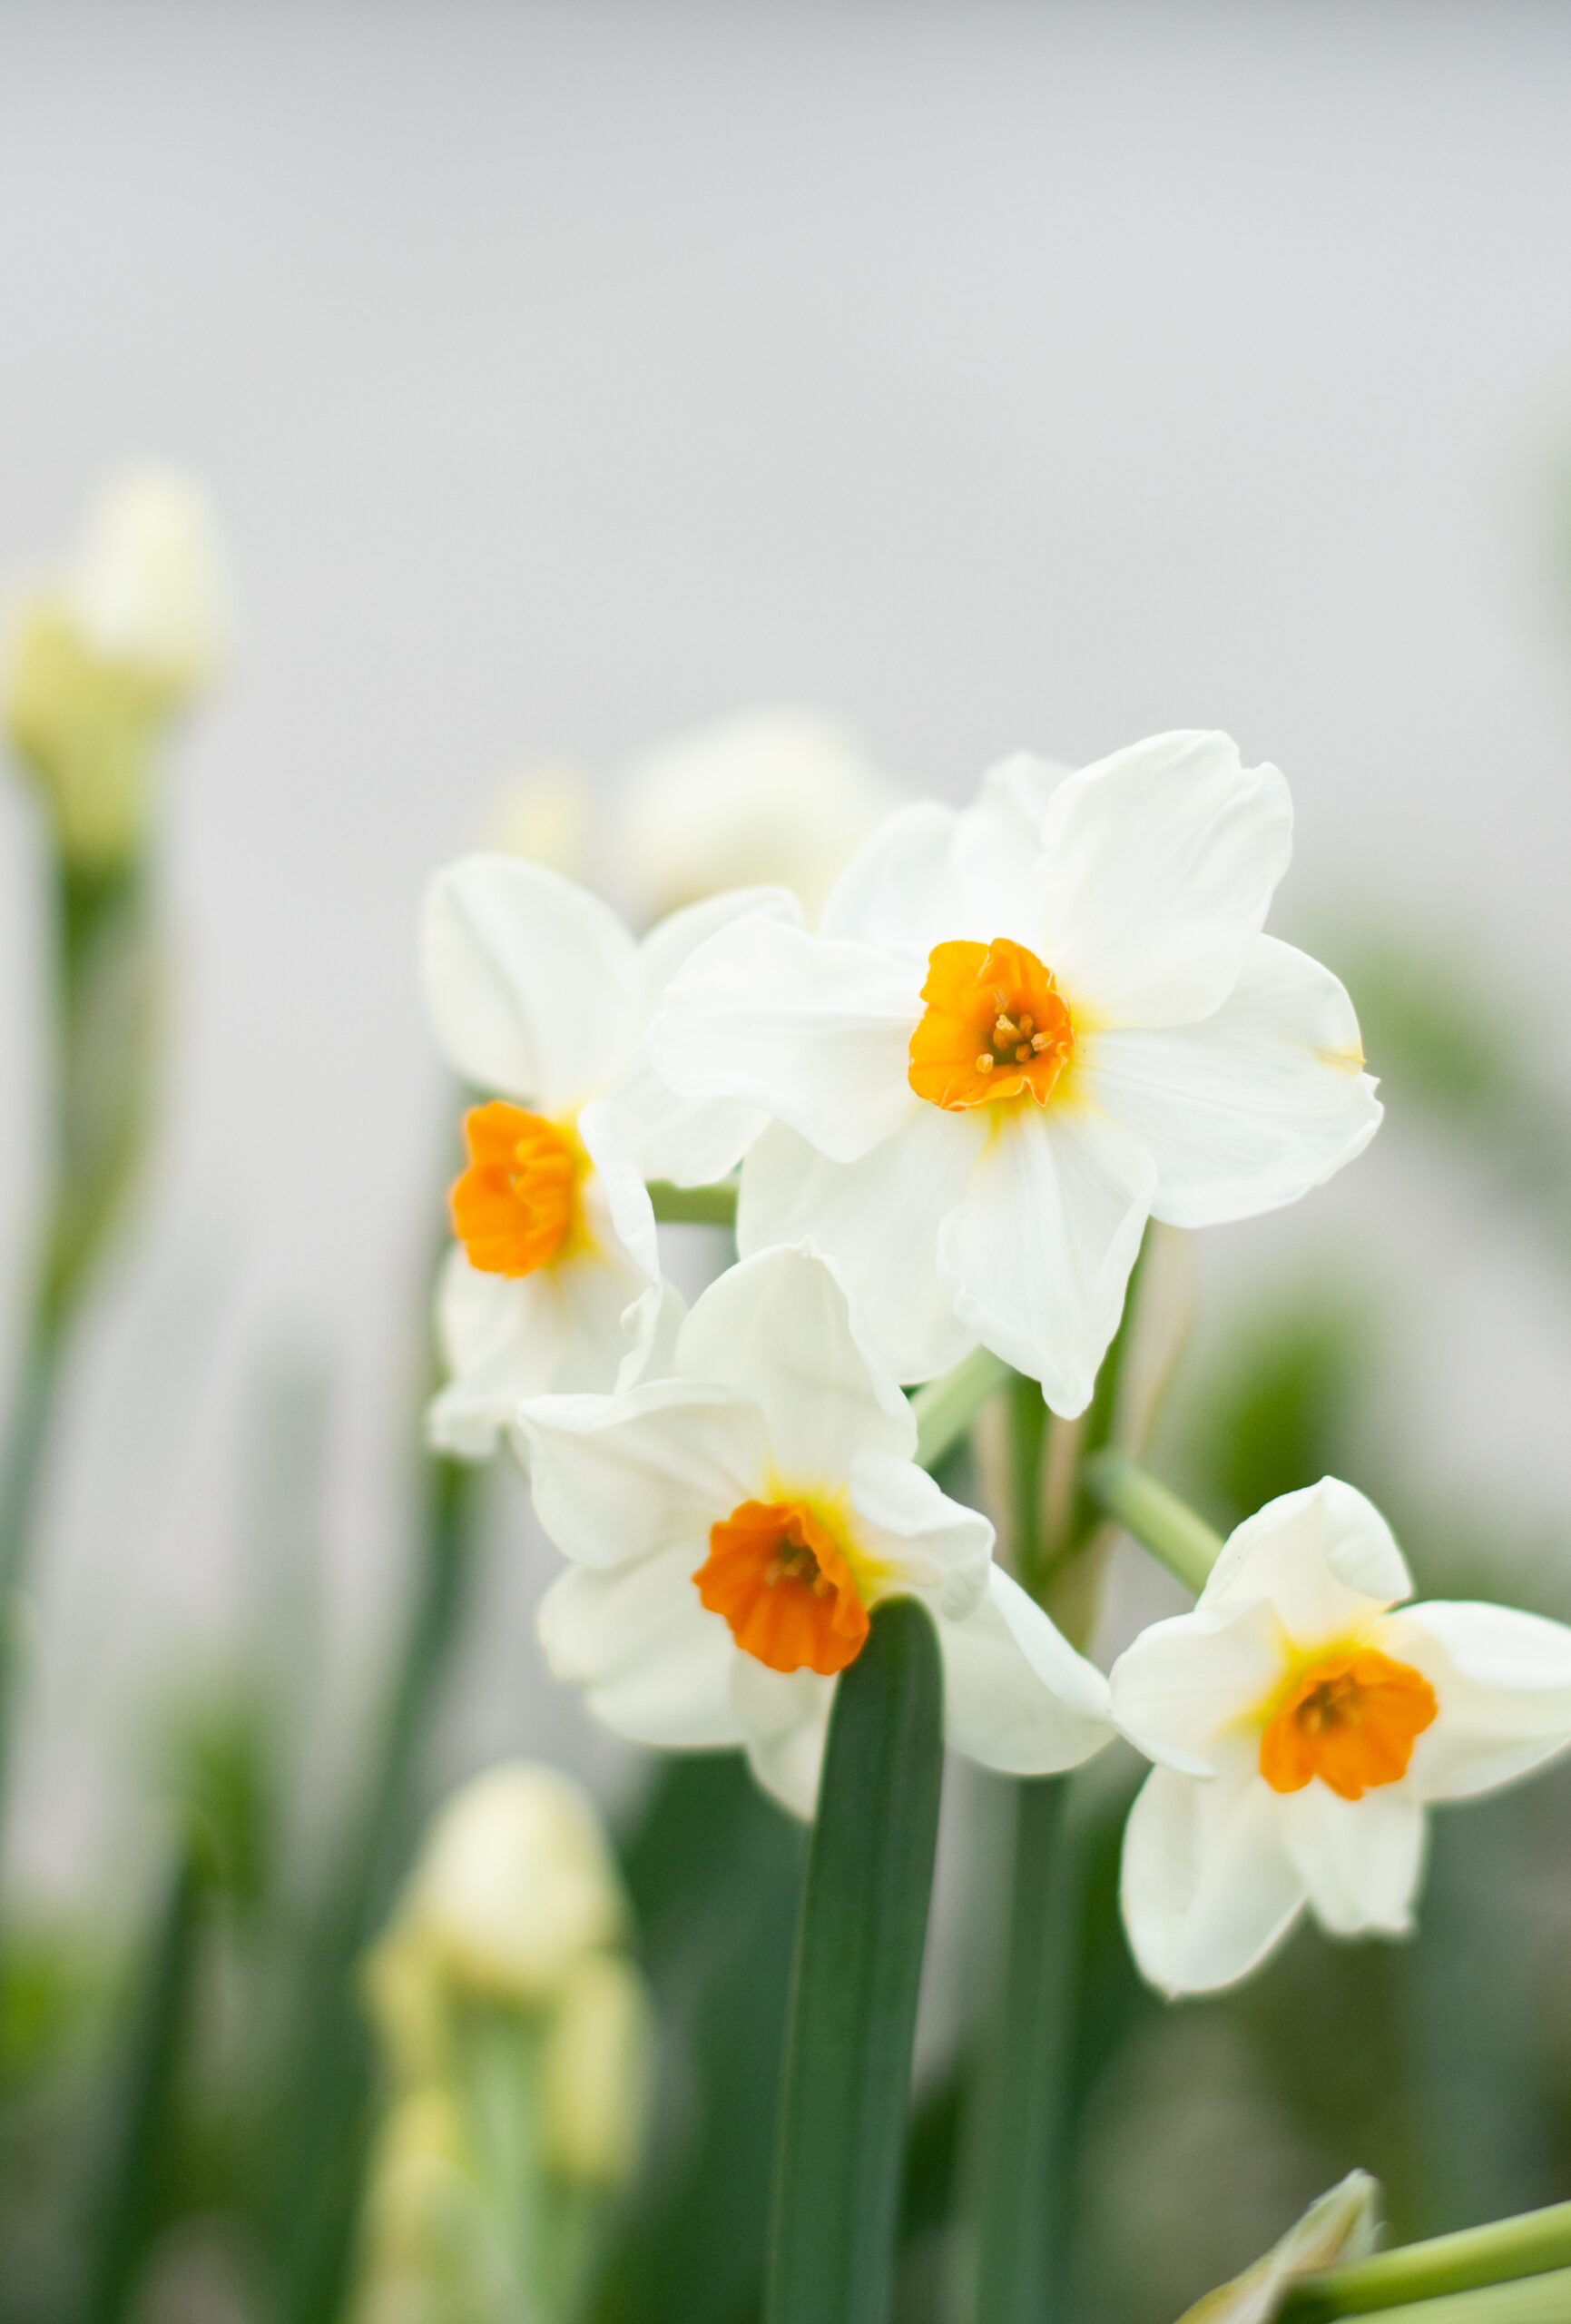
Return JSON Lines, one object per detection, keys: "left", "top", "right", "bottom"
{"left": 1258, "top": 1646, "right": 1437, "bottom": 1802}
{"left": 693, "top": 1499, "right": 870, "bottom": 1677}
{"left": 450, "top": 1100, "right": 583, "bottom": 1276}
{"left": 908, "top": 937, "right": 1075, "bottom": 1112}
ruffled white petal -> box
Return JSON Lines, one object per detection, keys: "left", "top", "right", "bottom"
{"left": 1381, "top": 1601, "right": 1571, "bottom": 1802}
{"left": 422, "top": 856, "right": 644, "bottom": 1111}
{"left": 636, "top": 883, "right": 804, "bottom": 995}
{"left": 1110, "top": 1598, "right": 1285, "bottom": 1776}
{"left": 940, "top": 1565, "right": 1114, "bottom": 1775}
{"left": 518, "top": 1380, "right": 769, "bottom": 1571}
{"left": 674, "top": 1244, "right": 915, "bottom": 1479}
{"left": 1120, "top": 1750, "right": 1307, "bottom": 1997}
{"left": 847, "top": 1451, "right": 993, "bottom": 1619}
{"left": 1079, "top": 937, "right": 1381, "bottom": 1228}
{"left": 1202, "top": 1478, "right": 1412, "bottom": 1645}
{"left": 429, "top": 1244, "right": 653, "bottom": 1458}
{"left": 819, "top": 801, "right": 957, "bottom": 960}
{"left": 1273, "top": 1781, "right": 1425, "bottom": 1936}
{"left": 738, "top": 1115, "right": 984, "bottom": 1385}
{"left": 576, "top": 1100, "right": 661, "bottom": 1285}
{"left": 649, "top": 917, "right": 922, "bottom": 1165}
{"left": 938, "top": 1101, "right": 1155, "bottom": 1418}
{"left": 731, "top": 1657, "right": 833, "bottom": 1819}
{"left": 1036, "top": 733, "right": 1292, "bottom": 1030}
{"left": 537, "top": 1553, "right": 743, "bottom": 1748}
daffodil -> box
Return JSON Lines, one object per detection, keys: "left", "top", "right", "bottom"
{"left": 421, "top": 855, "right": 793, "bottom": 1452}
{"left": 650, "top": 734, "right": 1381, "bottom": 1413}
{"left": 518, "top": 1244, "right": 1112, "bottom": 1817}
{"left": 1110, "top": 1477, "right": 1571, "bottom": 1995}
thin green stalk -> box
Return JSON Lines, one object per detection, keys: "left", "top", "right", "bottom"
{"left": 1281, "top": 2202, "right": 1571, "bottom": 2320}
{"left": 647, "top": 1180, "right": 739, "bottom": 1227}
{"left": 268, "top": 1452, "right": 481, "bottom": 2324}
{"left": 764, "top": 1598, "right": 944, "bottom": 2324}
{"left": 79, "top": 1833, "right": 207, "bottom": 2324}
{"left": 1294, "top": 2270, "right": 1571, "bottom": 2323}
{"left": 1006, "top": 1371, "right": 1049, "bottom": 1600}
{"left": 913, "top": 1348, "right": 1012, "bottom": 1472}
{"left": 1080, "top": 1451, "right": 1223, "bottom": 1596}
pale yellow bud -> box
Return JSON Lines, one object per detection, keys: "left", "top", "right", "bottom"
{"left": 612, "top": 706, "right": 898, "bottom": 925}
{"left": 361, "top": 1925, "right": 451, "bottom": 2092}
{"left": 541, "top": 1949, "right": 652, "bottom": 2191}
{"left": 352, "top": 2087, "right": 512, "bottom": 2324}
{"left": 64, "top": 468, "right": 231, "bottom": 695}
{"left": 479, "top": 763, "right": 591, "bottom": 877}
{"left": 403, "top": 1761, "right": 627, "bottom": 2006}
{"left": 1176, "top": 2171, "right": 1382, "bottom": 2324}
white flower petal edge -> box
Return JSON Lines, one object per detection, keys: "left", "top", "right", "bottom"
{"left": 1112, "top": 1477, "right": 1571, "bottom": 1994}
{"left": 519, "top": 1245, "right": 1114, "bottom": 1817}
{"left": 650, "top": 732, "right": 1378, "bottom": 1414}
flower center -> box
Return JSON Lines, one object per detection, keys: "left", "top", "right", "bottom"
{"left": 908, "top": 937, "right": 1075, "bottom": 1112}
{"left": 1258, "top": 1647, "right": 1438, "bottom": 1802}
{"left": 449, "top": 1101, "right": 584, "bottom": 1277}
{"left": 692, "top": 1498, "right": 870, "bottom": 1677}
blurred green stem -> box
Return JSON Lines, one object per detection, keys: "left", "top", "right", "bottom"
{"left": 1081, "top": 1451, "right": 1223, "bottom": 1595}
{"left": 1282, "top": 2200, "right": 1571, "bottom": 2320}
{"left": 912, "top": 1348, "right": 1011, "bottom": 1472}
{"left": 647, "top": 1179, "right": 738, "bottom": 1227}
{"left": 764, "top": 1599, "right": 943, "bottom": 2324}
{"left": 79, "top": 1830, "right": 207, "bottom": 2324}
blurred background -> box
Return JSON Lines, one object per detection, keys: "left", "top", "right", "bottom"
{"left": 5, "top": 6, "right": 1571, "bottom": 2319}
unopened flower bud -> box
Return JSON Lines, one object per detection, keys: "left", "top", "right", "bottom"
{"left": 541, "top": 1949, "right": 652, "bottom": 2190}
{"left": 1176, "top": 2171, "right": 1381, "bottom": 2324}
{"left": 479, "top": 763, "right": 590, "bottom": 878}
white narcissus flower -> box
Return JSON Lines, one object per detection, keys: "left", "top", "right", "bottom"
{"left": 421, "top": 855, "right": 794, "bottom": 1453}
{"left": 611, "top": 706, "right": 898, "bottom": 926}
{"left": 519, "top": 1244, "right": 1113, "bottom": 1818}
{"left": 1111, "top": 1478, "right": 1571, "bottom": 1996}
{"left": 649, "top": 734, "right": 1381, "bottom": 1415}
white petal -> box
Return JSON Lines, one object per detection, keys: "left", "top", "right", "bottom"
{"left": 819, "top": 800, "right": 958, "bottom": 960}
{"left": 518, "top": 1380, "right": 769, "bottom": 1571}
{"left": 1120, "top": 1751, "right": 1307, "bottom": 1997}
{"left": 1202, "top": 1479, "right": 1412, "bottom": 1647}
{"left": 938, "top": 1102, "right": 1155, "bottom": 1418}
{"left": 1273, "top": 1782, "right": 1425, "bottom": 1936}
{"left": 429, "top": 1244, "right": 650, "bottom": 1457}
{"left": 615, "top": 1278, "right": 688, "bottom": 1392}
{"left": 738, "top": 1115, "right": 983, "bottom": 1385}
{"left": 1380, "top": 1600, "right": 1571, "bottom": 1801}
{"left": 636, "top": 883, "right": 804, "bottom": 995}
{"left": 945, "top": 758, "right": 1069, "bottom": 947}
{"left": 575, "top": 1100, "right": 661, "bottom": 1285}
{"left": 731, "top": 1657, "right": 834, "bottom": 1819}
{"left": 537, "top": 1554, "right": 743, "bottom": 1748}
{"left": 847, "top": 1452, "right": 993, "bottom": 1619}
{"left": 1110, "top": 1598, "right": 1285, "bottom": 1776}
{"left": 1036, "top": 733, "right": 1291, "bottom": 1029}
{"left": 649, "top": 916, "right": 921, "bottom": 1164}
{"left": 1080, "top": 937, "right": 1381, "bottom": 1228}
{"left": 940, "top": 1565, "right": 1113, "bottom": 1775}
{"left": 421, "top": 856, "right": 643, "bottom": 1110}
{"left": 674, "top": 1244, "right": 915, "bottom": 1481}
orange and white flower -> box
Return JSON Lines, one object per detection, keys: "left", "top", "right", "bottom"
{"left": 650, "top": 734, "right": 1380, "bottom": 1413}
{"left": 421, "top": 855, "right": 792, "bottom": 1452}
{"left": 518, "top": 1246, "right": 1112, "bottom": 1817}
{"left": 1112, "top": 1478, "right": 1571, "bottom": 1995}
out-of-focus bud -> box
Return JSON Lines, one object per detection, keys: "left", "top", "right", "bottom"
{"left": 4, "top": 468, "right": 230, "bottom": 872}
{"left": 1175, "top": 2171, "right": 1382, "bottom": 2324}
{"left": 352, "top": 2087, "right": 513, "bottom": 2324}
{"left": 479, "top": 763, "right": 591, "bottom": 878}
{"left": 401, "top": 1761, "right": 628, "bottom": 2007}
{"left": 541, "top": 1949, "right": 652, "bottom": 2191}
{"left": 612, "top": 706, "right": 898, "bottom": 925}
{"left": 362, "top": 1925, "right": 451, "bottom": 2092}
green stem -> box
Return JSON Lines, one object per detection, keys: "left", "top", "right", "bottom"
{"left": 912, "top": 1348, "right": 1012, "bottom": 1473}
{"left": 1293, "top": 2269, "right": 1571, "bottom": 2323}
{"left": 1080, "top": 1452, "right": 1223, "bottom": 1596}
{"left": 647, "top": 1179, "right": 739, "bottom": 1227}
{"left": 79, "top": 1834, "right": 207, "bottom": 2323}
{"left": 269, "top": 1452, "right": 482, "bottom": 2324}
{"left": 1281, "top": 2201, "right": 1571, "bottom": 2320}
{"left": 764, "top": 1598, "right": 944, "bottom": 2324}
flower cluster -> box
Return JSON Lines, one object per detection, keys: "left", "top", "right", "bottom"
{"left": 419, "top": 726, "right": 1571, "bottom": 1996}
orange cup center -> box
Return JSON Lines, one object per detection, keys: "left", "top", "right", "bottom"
{"left": 908, "top": 937, "right": 1075, "bottom": 1112}
{"left": 693, "top": 1498, "right": 870, "bottom": 1677}
{"left": 1259, "top": 1646, "right": 1438, "bottom": 1802}
{"left": 449, "top": 1100, "right": 582, "bottom": 1277}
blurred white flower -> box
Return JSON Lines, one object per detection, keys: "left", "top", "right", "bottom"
{"left": 421, "top": 854, "right": 794, "bottom": 1453}
{"left": 479, "top": 763, "right": 591, "bottom": 879}
{"left": 613, "top": 706, "right": 898, "bottom": 925}
{"left": 521, "top": 1243, "right": 1112, "bottom": 1818}
{"left": 4, "top": 467, "right": 230, "bottom": 869}
{"left": 1112, "top": 1478, "right": 1571, "bottom": 1995}
{"left": 651, "top": 734, "right": 1381, "bottom": 1414}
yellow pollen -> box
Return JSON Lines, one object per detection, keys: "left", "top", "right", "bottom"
{"left": 909, "top": 938, "right": 1075, "bottom": 1112}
